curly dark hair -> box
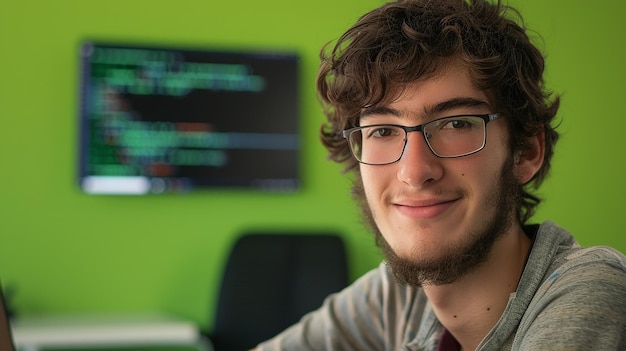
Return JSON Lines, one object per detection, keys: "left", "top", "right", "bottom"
{"left": 317, "top": 0, "right": 560, "bottom": 223}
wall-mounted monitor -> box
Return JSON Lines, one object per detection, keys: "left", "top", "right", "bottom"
{"left": 77, "top": 41, "right": 300, "bottom": 195}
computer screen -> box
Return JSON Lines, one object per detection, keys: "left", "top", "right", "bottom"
{"left": 77, "top": 41, "right": 300, "bottom": 195}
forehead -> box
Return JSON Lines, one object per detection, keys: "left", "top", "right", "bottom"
{"left": 362, "top": 64, "right": 494, "bottom": 121}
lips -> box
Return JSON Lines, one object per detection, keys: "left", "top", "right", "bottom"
{"left": 393, "top": 197, "right": 459, "bottom": 220}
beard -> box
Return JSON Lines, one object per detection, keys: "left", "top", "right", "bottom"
{"left": 352, "top": 155, "right": 521, "bottom": 287}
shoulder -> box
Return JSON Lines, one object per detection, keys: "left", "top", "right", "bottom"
{"left": 255, "top": 262, "right": 432, "bottom": 351}
{"left": 532, "top": 221, "right": 626, "bottom": 284}
{"left": 535, "top": 241, "right": 626, "bottom": 305}
{"left": 515, "top": 240, "right": 626, "bottom": 349}
{"left": 547, "top": 245, "right": 626, "bottom": 288}
{"left": 561, "top": 245, "right": 626, "bottom": 268}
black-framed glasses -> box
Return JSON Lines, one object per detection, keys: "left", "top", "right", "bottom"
{"left": 342, "top": 113, "right": 502, "bottom": 165}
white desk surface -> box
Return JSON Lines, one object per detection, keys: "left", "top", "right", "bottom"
{"left": 11, "top": 312, "right": 212, "bottom": 351}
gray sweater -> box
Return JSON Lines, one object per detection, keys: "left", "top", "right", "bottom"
{"left": 257, "top": 221, "right": 626, "bottom": 350}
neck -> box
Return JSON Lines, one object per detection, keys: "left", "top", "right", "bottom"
{"left": 423, "top": 224, "right": 532, "bottom": 351}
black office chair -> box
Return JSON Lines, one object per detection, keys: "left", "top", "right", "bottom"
{"left": 207, "top": 232, "right": 349, "bottom": 351}
{"left": 0, "top": 281, "right": 16, "bottom": 351}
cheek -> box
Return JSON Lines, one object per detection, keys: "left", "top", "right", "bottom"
{"left": 360, "top": 168, "right": 378, "bottom": 199}
{"left": 452, "top": 157, "right": 499, "bottom": 192}
{"left": 359, "top": 166, "right": 392, "bottom": 211}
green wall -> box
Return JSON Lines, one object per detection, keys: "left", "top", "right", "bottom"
{"left": 0, "top": 0, "right": 624, "bottom": 332}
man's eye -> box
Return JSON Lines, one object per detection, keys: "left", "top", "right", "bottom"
{"left": 442, "top": 119, "right": 471, "bottom": 129}
{"left": 371, "top": 127, "right": 395, "bottom": 137}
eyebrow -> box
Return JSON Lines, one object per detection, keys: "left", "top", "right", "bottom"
{"left": 361, "top": 96, "right": 490, "bottom": 120}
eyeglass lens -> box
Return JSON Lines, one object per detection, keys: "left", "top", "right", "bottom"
{"left": 348, "top": 115, "right": 487, "bottom": 164}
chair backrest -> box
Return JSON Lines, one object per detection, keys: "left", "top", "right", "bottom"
{"left": 0, "top": 281, "right": 16, "bottom": 351}
{"left": 209, "top": 232, "right": 349, "bottom": 351}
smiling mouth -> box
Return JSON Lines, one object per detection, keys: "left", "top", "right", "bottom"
{"left": 394, "top": 199, "right": 459, "bottom": 220}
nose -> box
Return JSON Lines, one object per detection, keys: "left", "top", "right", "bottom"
{"left": 396, "top": 132, "right": 443, "bottom": 187}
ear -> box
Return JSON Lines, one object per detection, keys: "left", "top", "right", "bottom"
{"left": 515, "top": 132, "right": 545, "bottom": 185}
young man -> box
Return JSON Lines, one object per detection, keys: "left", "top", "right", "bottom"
{"left": 255, "top": 0, "right": 626, "bottom": 350}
